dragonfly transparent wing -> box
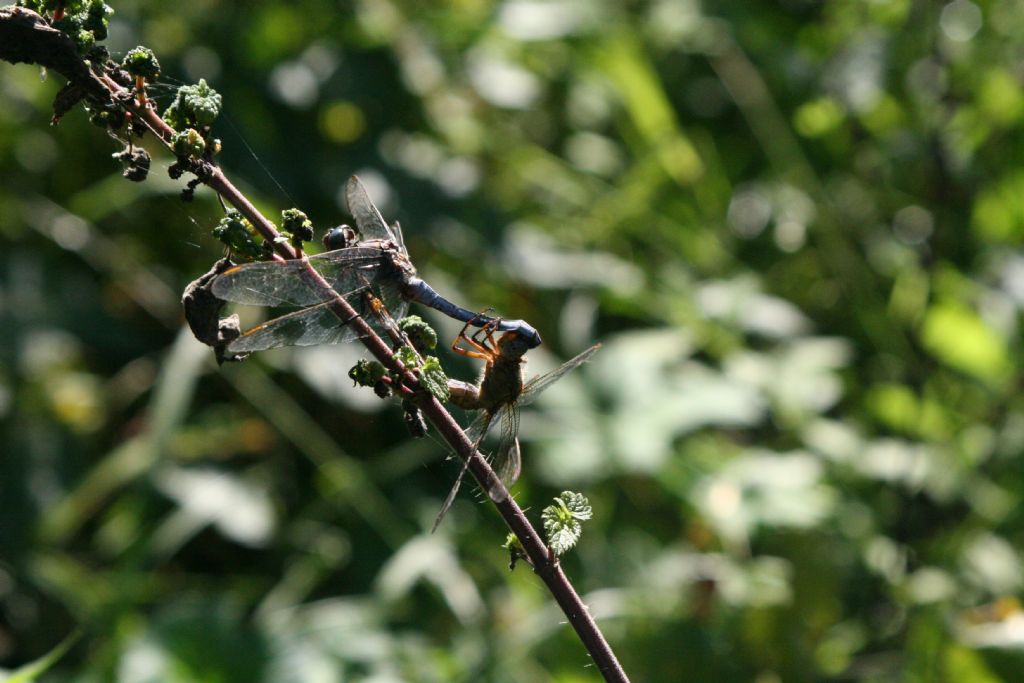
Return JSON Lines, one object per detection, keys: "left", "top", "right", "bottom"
{"left": 518, "top": 344, "right": 601, "bottom": 407}
{"left": 211, "top": 247, "right": 387, "bottom": 306}
{"left": 227, "top": 285, "right": 409, "bottom": 352}
{"left": 432, "top": 409, "right": 495, "bottom": 532}
{"left": 228, "top": 301, "right": 364, "bottom": 352}
{"left": 489, "top": 404, "right": 522, "bottom": 487}
{"left": 346, "top": 177, "right": 398, "bottom": 245}
{"left": 464, "top": 406, "right": 496, "bottom": 446}
{"left": 390, "top": 221, "right": 406, "bottom": 253}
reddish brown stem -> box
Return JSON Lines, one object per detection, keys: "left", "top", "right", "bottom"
{"left": 134, "top": 74, "right": 146, "bottom": 106}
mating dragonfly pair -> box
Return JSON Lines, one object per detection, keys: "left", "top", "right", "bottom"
{"left": 212, "top": 177, "right": 598, "bottom": 526}
{"left": 212, "top": 177, "right": 541, "bottom": 352}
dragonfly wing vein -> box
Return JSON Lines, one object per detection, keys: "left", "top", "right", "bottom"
{"left": 518, "top": 344, "right": 601, "bottom": 407}
{"left": 432, "top": 409, "right": 494, "bottom": 531}
{"left": 493, "top": 406, "right": 522, "bottom": 486}
{"left": 227, "top": 303, "right": 364, "bottom": 352}
{"left": 212, "top": 249, "right": 386, "bottom": 306}
{"left": 345, "top": 177, "right": 396, "bottom": 243}
{"left": 212, "top": 260, "right": 324, "bottom": 306}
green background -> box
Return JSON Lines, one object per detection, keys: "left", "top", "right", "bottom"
{"left": 3, "top": 0, "right": 1024, "bottom": 680}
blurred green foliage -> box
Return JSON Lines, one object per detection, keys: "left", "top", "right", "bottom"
{"left": 3, "top": 0, "right": 1024, "bottom": 681}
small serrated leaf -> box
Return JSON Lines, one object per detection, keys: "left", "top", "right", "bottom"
{"left": 394, "top": 345, "right": 418, "bottom": 368}
{"left": 560, "top": 490, "right": 593, "bottom": 520}
{"left": 419, "top": 355, "right": 450, "bottom": 402}
{"left": 542, "top": 491, "right": 592, "bottom": 556}
{"left": 544, "top": 516, "right": 582, "bottom": 556}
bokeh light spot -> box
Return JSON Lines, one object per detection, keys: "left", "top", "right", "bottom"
{"left": 320, "top": 101, "right": 366, "bottom": 144}
{"left": 940, "top": 0, "right": 983, "bottom": 42}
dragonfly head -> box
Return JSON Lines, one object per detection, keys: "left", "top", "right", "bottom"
{"left": 323, "top": 224, "right": 357, "bottom": 250}
{"left": 496, "top": 330, "right": 534, "bottom": 361}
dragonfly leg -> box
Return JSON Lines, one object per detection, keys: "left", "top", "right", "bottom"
{"left": 453, "top": 314, "right": 476, "bottom": 344}
{"left": 475, "top": 317, "right": 502, "bottom": 351}
{"left": 469, "top": 317, "right": 494, "bottom": 343}
{"left": 451, "top": 339, "right": 491, "bottom": 361}
{"left": 453, "top": 311, "right": 490, "bottom": 348}
{"left": 451, "top": 316, "right": 496, "bottom": 361}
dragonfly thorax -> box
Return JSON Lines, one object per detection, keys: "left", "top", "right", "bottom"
{"left": 369, "top": 239, "right": 415, "bottom": 275}
{"left": 477, "top": 352, "right": 524, "bottom": 411}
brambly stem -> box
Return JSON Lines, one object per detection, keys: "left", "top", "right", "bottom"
{"left": 0, "top": 8, "right": 630, "bottom": 681}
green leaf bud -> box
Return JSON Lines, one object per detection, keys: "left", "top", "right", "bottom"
{"left": 163, "top": 79, "right": 223, "bottom": 130}
{"left": 394, "top": 345, "right": 419, "bottom": 369}
{"left": 502, "top": 533, "right": 528, "bottom": 571}
{"left": 122, "top": 46, "right": 161, "bottom": 81}
{"left": 348, "top": 359, "right": 387, "bottom": 387}
{"left": 170, "top": 128, "right": 206, "bottom": 159}
{"left": 398, "top": 315, "right": 437, "bottom": 353}
{"left": 281, "top": 208, "right": 314, "bottom": 244}
{"left": 212, "top": 210, "right": 262, "bottom": 260}
{"left": 84, "top": 1, "right": 112, "bottom": 41}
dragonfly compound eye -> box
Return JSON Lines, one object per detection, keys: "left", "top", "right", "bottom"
{"left": 323, "top": 224, "right": 357, "bottom": 250}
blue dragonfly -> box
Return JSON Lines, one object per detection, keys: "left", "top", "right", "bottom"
{"left": 212, "top": 176, "right": 542, "bottom": 353}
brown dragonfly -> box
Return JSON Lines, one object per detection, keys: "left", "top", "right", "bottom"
{"left": 434, "top": 317, "right": 599, "bottom": 530}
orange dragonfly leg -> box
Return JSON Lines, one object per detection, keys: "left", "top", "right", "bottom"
{"left": 451, "top": 313, "right": 501, "bottom": 361}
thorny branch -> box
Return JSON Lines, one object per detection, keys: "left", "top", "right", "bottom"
{"left": 0, "top": 7, "right": 629, "bottom": 681}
